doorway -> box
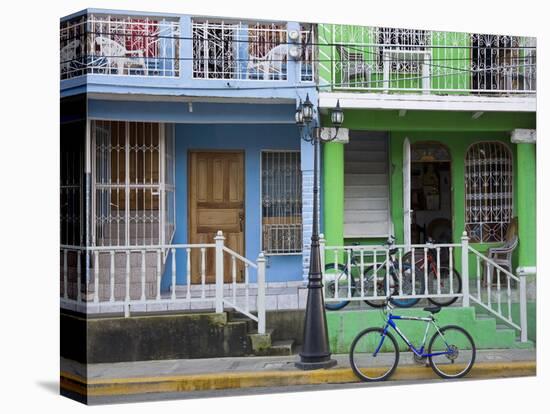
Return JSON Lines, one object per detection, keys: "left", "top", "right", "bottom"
{"left": 409, "top": 142, "right": 453, "bottom": 245}
{"left": 188, "top": 151, "right": 245, "bottom": 283}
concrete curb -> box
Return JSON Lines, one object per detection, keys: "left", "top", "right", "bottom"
{"left": 61, "top": 361, "right": 536, "bottom": 397}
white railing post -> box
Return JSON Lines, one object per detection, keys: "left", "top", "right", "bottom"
{"left": 382, "top": 50, "right": 390, "bottom": 93}
{"left": 461, "top": 231, "right": 470, "bottom": 307}
{"left": 257, "top": 252, "right": 266, "bottom": 335}
{"left": 124, "top": 250, "right": 130, "bottom": 317}
{"left": 422, "top": 52, "right": 431, "bottom": 94}
{"left": 519, "top": 272, "right": 528, "bottom": 342}
{"left": 214, "top": 231, "right": 225, "bottom": 313}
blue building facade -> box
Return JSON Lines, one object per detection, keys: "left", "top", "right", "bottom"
{"left": 60, "top": 8, "right": 318, "bottom": 297}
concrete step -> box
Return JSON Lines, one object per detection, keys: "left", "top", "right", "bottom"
{"left": 268, "top": 340, "right": 295, "bottom": 356}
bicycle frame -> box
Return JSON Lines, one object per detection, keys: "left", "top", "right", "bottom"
{"left": 376, "top": 312, "right": 453, "bottom": 358}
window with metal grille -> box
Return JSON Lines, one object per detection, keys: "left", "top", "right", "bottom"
{"left": 471, "top": 34, "right": 523, "bottom": 92}
{"left": 376, "top": 28, "right": 429, "bottom": 73}
{"left": 465, "top": 142, "right": 513, "bottom": 242}
{"left": 93, "top": 120, "right": 176, "bottom": 246}
{"left": 261, "top": 151, "right": 302, "bottom": 254}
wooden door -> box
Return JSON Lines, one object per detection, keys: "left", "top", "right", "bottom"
{"left": 189, "top": 151, "right": 245, "bottom": 283}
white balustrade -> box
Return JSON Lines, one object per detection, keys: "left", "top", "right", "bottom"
{"left": 59, "top": 230, "right": 266, "bottom": 335}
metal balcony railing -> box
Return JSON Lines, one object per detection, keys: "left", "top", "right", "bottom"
{"left": 325, "top": 26, "right": 536, "bottom": 95}
{"left": 60, "top": 14, "right": 181, "bottom": 79}
{"left": 60, "top": 14, "right": 315, "bottom": 83}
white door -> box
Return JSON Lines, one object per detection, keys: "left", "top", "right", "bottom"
{"left": 403, "top": 138, "right": 411, "bottom": 248}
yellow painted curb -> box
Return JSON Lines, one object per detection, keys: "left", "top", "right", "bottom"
{"left": 61, "top": 361, "right": 536, "bottom": 397}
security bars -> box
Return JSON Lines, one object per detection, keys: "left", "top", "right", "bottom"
{"left": 465, "top": 142, "right": 513, "bottom": 243}
{"left": 92, "top": 120, "right": 175, "bottom": 247}
{"left": 261, "top": 151, "right": 303, "bottom": 254}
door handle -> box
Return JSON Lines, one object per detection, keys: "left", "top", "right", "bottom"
{"left": 239, "top": 212, "right": 244, "bottom": 231}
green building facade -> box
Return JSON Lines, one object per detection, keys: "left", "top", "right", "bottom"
{"left": 316, "top": 23, "right": 536, "bottom": 346}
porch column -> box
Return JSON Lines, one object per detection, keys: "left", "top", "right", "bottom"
{"left": 322, "top": 142, "right": 344, "bottom": 249}
{"left": 512, "top": 129, "right": 536, "bottom": 274}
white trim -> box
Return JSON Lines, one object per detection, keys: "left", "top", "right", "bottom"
{"left": 318, "top": 127, "right": 349, "bottom": 143}
{"left": 403, "top": 138, "right": 411, "bottom": 248}
{"left": 319, "top": 92, "right": 536, "bottom": 112}
{"left": 516, "top": 266, "right": 537, "bottom": 276}
{"left": 511, "top": 129, "right": 536, "bottom": 144}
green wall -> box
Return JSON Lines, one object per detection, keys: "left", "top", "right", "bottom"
{"left": 323, "top": 142, "right": 344, "bottom": 247}
{"left": 327, "top": 306, "right": 534, "bottom": 353}
{"left": 320, "top": 109, "right": 536, "bottom": 275}
{"left": 516, "top": 143, "right": 537, "bottom": 267}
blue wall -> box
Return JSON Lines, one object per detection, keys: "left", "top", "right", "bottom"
{"left": 162, "top": 123, "right": 304, "bottom": 289}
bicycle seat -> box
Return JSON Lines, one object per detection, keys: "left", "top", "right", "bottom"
{"left": 423, "top": 305, "right": 441, "bottom": 314}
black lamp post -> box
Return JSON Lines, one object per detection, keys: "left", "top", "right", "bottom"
{"left": 295, "top": 95, "right": 343, "bottom": 370}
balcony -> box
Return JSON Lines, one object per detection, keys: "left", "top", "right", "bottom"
{"left": 60, "top": 13, "right": 181, "bottom": 79}
{"left": 60, "top": 12, "right": 315, "bottom": 89}
{"left": 320, "top": 26, "right": 536, "bottom": 96}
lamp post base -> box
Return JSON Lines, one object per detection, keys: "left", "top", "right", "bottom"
{"left": 295, "top": 357, "right": 337, "bottom": 371}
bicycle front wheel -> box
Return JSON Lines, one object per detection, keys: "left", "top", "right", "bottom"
{"left": 391, "top": 263, "right": 424, "bottom": 308}
{"left": 428, "top": 325, "right": 476, "bottom": 379}
{"left": 349, "top": 328, "right": 399, "bottom": 382}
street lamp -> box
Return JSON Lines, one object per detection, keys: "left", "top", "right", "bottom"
{"left": 295, "top": 95, "right": 343, "bottom": 370}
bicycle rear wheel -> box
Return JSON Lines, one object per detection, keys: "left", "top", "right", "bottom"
{"left": 362, "top": 265, "right": 397, "bottom": 308}
{"left": 324, "top": 264, "right": 353, "bottom": 310}
{"left": 428, "top": 267, "right": 462, "bottom": 306}
{"left": 349, "top": 328, "right": 400, "bottom": 381}
{"left": 428, "top": 325, "right": 476, "bottom": 379}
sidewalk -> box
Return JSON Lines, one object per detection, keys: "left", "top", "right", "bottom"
{"left": 61, "top": 349, "right": 536, "bottom": 403}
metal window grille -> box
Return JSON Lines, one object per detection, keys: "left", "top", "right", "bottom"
{"left": 60, "top": 14, "right": 180, "bottom": 80}
{"left": 261, "top": 151, "right": 302, "bottom": 254}
{"left": 471, "top": 34, "right": 535, "bottom": 93}
{"left": 465, "top": 142, "right": 513, "bottom": 243}
{"left": 93, "top": 120, "right": 175, "bottom": 247}
{"left": 377, "top": 27, "right": 430, "bottom": 73}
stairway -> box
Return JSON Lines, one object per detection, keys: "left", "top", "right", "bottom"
{"left": 227, "top": 311, "right": 297, "bottom": 356}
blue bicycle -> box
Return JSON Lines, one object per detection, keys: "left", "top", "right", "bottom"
{"left": 349, "top": 296, "right": 476, "bottom": 381}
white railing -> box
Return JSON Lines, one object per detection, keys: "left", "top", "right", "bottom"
{"left": 467, "top": 246, "right": 528, "bottom": 342}
{"left": 60, "top": 231, "right": 266, "bottom": 334}
{"left": 320, "top": 235, "right": 463, "bottom": 303}
{"left": 192, "top": 20, "right": 314, "bottom": 82}
{"left": 320, "top": 231, "right": 528, "bottom": 342}
{"left": 330, "top": 26, "right": 536, "bottom": 95}
{"left": 60, "top": 14, "right": 181, "bottom": 79}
